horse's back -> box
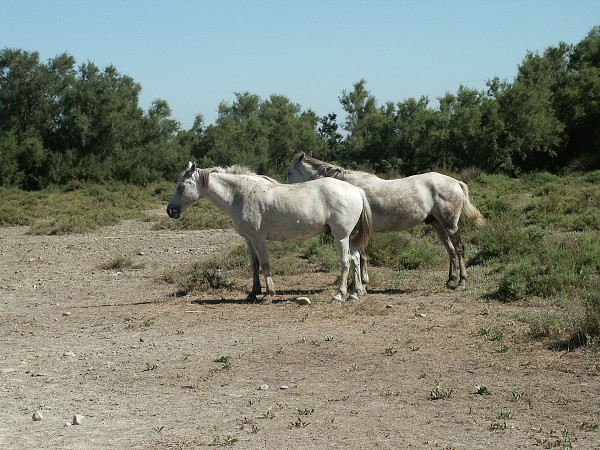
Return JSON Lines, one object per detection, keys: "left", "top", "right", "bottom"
{"left": 279, "top": 178, "right": 364, "bottom": 219}
{"left": 339, "top": 172, "right": 464, "bottom": 231}
{"left": 243, "top": 177, "right": 364, "bottom": 242}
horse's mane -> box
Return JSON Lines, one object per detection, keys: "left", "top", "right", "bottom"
{"left": 212, "top": 165, "right": 257, "bottom": 175}
{"left": 295, "top": 153, "right": 348, "bottom": 179}
{"left": 295, "top": 152, "right": 386, "bottom": 181}
{"left": 199, "top": 164, "right": 279, "bottom": 189}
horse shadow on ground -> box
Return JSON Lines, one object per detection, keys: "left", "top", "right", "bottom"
{"left": 190, "top": 288, "right": 326, "bottom": 306}
{"left": 363, "top": 288, "right": 414, "bottom": 296}
{"left": 190, "top": 288, "right": 417, "bottom": 304}
{"left": 79, "top": 300, "right": 159, "bottom": 309}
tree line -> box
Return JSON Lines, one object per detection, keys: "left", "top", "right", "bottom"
{"left": 0, "top": 26, "right": 598, "bottom": 190}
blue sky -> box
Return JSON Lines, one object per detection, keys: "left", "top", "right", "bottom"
{"left": 2, "top": 1, "right": 599, "bottom": 129}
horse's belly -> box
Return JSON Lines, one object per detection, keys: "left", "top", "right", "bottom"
{"left": 372, "top": 213, "right": 425, "bottom": 232}
{"left": 266, "top": 224, "right": 328, "bottom": 242}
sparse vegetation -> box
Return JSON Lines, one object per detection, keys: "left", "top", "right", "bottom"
{"left": 288, "top": 417, "right": 310, "bottom": 429}
{"left": 384, "top": 346, "right": 398, "bottom": 356}
{"left": 476, "top": 385, "right": 493, "bottom": 395}
{"left": 430, "top": 384, "right": 453, "bottom": 400}
{"left": 214, "top": 355, "right": 231, "bottom": 370}
{"left": 210, "top": 435, "right": 238, "bottom": 447}
{"left": 143, "top": 363, "right": 158, "bottom": 371}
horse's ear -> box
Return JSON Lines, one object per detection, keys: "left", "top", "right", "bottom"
{"left": 185, "top": 161, "right": 197, "bottom": 177}
{"left": 298, "top": 152, "right": 305, "bottom": 162}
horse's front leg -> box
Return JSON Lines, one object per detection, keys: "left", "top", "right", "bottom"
{"left": 249, "top": 238, "right": 276, "bottom": 304}
{"left": 331, "top": 237, "right": 351, "bottom": 304}
{"left": 245, "top": 240, "right": 262, "bottom": 301}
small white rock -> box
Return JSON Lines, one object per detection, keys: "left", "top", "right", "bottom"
{"left": 72, "top": 414, "right": 84, "bottom": 425}
{"left": 258, "top": 384, "right": 269, "bottom": 391}
{"left": 63, "top": 351, "right": 76, "bottom": 357}
{"left": 62, "top": 312, "right": 71, "bottom": 316}
{"left": 294, "top": 297, "right": 311, "bottom": 306}
{"left": 138, "top": 251, "right": 145, "bottom": 256}
{"left": 32, "top": 411, "right": 43, "bottom": 421}
{"left": 279, "top": 385, "right": 289, "bottom": 390}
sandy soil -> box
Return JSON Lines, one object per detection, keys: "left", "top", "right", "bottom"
{"left": 0, "top": 218, "right": 598, "bottom": 449}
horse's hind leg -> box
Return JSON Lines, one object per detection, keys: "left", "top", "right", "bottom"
{"left": 348, "top": 243, "right": 365, "bottom": 302}
{"left": 360, "top": 249, "right": 369, "bottom": 284}
{"left": 447, "top": 230, "right": 467, "bottom": 291}
{"left": 332, "top": 237, "right": 351, "bottom": 304}
{"left": 430, "top": 220, "right": 458, "bottom": 288}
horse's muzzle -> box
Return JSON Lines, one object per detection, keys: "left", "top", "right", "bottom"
{"left": 166, "top": 207, "right": 180, "bottom": 219}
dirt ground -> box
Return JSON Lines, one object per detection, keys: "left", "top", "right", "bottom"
{"left": 0, "top": 216, "right": 598, "bottom": 450}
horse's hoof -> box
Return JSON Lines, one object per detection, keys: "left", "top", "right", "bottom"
{"left": 260, "top": 296, "right": 273, "bottom": 305}
{"left": 454, "top": 284, "right": 466, "bottom": 292}
{"left": 329, "top": 297, "right": 343, "bottom": 305}
{"left": 347, "top": 294, "right": 359, "bottom": 304}
{"left": 246, "top": 294, "right": 259, "bottom": 303}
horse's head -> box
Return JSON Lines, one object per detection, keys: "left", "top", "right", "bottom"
{"left": 166, "top": 161, "right": 202, "bottom": 219}
{"left": 285, "top": 152, "right": 318, "bottom": 183}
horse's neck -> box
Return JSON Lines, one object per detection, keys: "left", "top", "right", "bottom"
{"left": 202, "top": 174, "right": 239, "bottom": 215}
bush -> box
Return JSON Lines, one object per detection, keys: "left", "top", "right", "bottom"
{"left": 471, "top": 217, "right": 537, "bottom": 263}
{"left": 164, "top": 246, "right": 248, "bottom": 295}
{"left": 497, "top": 258, "right": 544, "bottom": 301}
{"left": 497, "top": 232, "right": 600, "bottom": 302}
{"left": 575, "top": 292, "right": 600, "bottom": 344}
{"left": 298, "top": 234, "right": 340, "bottom": 273}
{"left": 366, "top": 231, "right": 442, "bottom": 270}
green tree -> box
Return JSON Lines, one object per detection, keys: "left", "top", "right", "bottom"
{"left": 391, "top": 96, "right": 437, "bottom": 173}
{"left": 317, "top": 113, "right": 343, "bottom": 159}
{"left": 491, "top": 48, "right": 566, "bottom": 172}
{"left": 0, "top": 131, "right": 24, "bottom": 186}
{"left": 0, "top": 48, "right": 186, "bottom": 187}
{"left": 338, "top": 79, "right": 403, "bottom": 170}
{"left": 435, "top": 86, "right": 510, "bottom": 172}
{"left": 198, "top": 92, "right": 269, "bottom": 169}
{"left": 194, "top": 92, "right": 323, "bottom": 177}
{"left": 560, "top": 26, "right": 600, "bottom": 169}
{"left": 0, "top": 49, "right": 79, "bottom": 187}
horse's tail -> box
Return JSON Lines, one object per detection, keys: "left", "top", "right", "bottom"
{"left": 459, "top": 181, "right": 485, "bottom": 227}
{"left": 351, "top": 188, "right": 374, "bottom": 250}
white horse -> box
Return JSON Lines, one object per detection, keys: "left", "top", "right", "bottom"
{"left": 285, "top": 153, "right": 485, "bottom": 290}
{"left": 167, "top": 162, "right": 373, "bottom": 303}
